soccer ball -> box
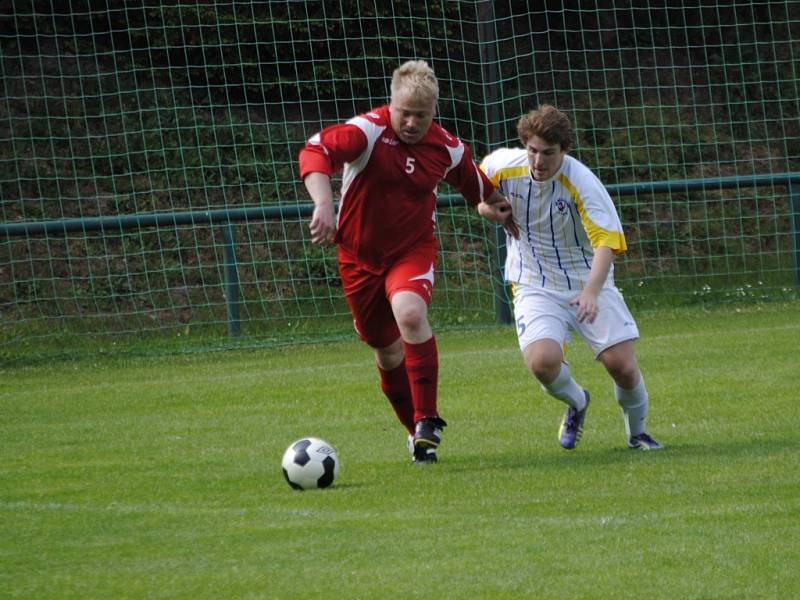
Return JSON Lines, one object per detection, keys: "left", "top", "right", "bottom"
{"left": 281, "top": 437, "right": 340, "bottom": 490}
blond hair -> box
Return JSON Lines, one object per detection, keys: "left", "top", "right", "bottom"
{"left": 391, "top": 59, "right": 439, "bottom": 104}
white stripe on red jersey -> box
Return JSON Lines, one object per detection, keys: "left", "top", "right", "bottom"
{"left": 299, "top": 105, "right": 493, "bottom": 270}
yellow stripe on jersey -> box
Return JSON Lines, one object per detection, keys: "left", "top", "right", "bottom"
{"left": 558, "top": 173, "right": 627, "bottom": 254}
{"left": 487, "top": 165, "right": 529, "bottom": 186}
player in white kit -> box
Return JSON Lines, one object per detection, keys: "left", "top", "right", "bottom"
{"left": 478, "top": 105, "right": 662, "bottom": 450}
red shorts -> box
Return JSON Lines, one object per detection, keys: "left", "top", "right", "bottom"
{"left": 338, "top": 239, "right": 437, "bottom": 348}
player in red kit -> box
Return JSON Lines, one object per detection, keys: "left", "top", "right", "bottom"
{"left": 299, "top": 59, "right": 516, "bottom": 464}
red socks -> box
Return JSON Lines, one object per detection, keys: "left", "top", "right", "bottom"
{"left": 403, "top": 336, "right": 439, "bottom": 423}
{"left": 378, "top": 336, "right": 440, "bottom": 431}
{"left": 378, "top": 361, "right": 415, "bottom": 434}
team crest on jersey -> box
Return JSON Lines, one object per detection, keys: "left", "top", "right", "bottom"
{"left": 555, "top": 198, "right": 569, "bottom": 215}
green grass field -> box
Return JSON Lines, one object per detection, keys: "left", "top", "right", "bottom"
{"left": 2, "top": 301, "right": 798, "bottom": 599}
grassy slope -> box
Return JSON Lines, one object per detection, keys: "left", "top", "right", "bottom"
{"left": 1, "top": 302, "right": 798, "bottom": 598}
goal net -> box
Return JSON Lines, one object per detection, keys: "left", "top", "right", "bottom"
{"left": 1, "top": 2, "right": 798, "bottom": 352}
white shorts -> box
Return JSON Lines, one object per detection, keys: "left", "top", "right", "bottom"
{"left": 513, "top": 284, "right": 640, "bottom": 358}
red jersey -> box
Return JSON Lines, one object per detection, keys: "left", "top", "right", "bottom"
{"left": 298, "top": 104, "right": 494, "bottom": 271}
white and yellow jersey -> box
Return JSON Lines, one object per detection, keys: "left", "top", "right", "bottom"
{"left": 480, "top": 148, "right": 627, "bottom": 291}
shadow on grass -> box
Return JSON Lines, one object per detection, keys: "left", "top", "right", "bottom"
{"left": 437, "top": 434, "right": 793, "bottom": 474}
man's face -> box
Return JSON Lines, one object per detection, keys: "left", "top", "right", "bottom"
{"left": 389, "top": 87, "right": 436, "bottom": 144}
{"left": 526, "top": 135, "right": 566, "bottom": 181}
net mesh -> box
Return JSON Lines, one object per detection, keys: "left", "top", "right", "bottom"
{"left": 1, "top": 1, "right": 798, "bottom": 351}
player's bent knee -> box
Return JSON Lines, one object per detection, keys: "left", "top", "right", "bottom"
{"left": 391, "top": 292, "right": 428, "bottom": 331}
{"left": 599, "top": 345, "right": 638, "bottom": 384}
{"left": 601, "top": 349, "right": 635, "bottom": 375}
{"left": 524, "top": 356, "right": 560, "bottom": 383}
{"left": 394, "top": 308, "right": 425, "bottom": 332}
{"left": 606, "top": 362, "right": 640, "bottom": 389}
{"left": 522, "top": 341, "right": 562, "bottom": 382}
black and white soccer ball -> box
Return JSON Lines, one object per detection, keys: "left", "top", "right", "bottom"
{"left": 281, "top": 437, "right": 340, "bottom": 490}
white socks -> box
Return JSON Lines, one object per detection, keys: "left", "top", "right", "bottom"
{"left": 541, "top": 362, "right": 586, "bottom": 410}
{"left": 541, "top": 363, "right": 649, "bottom": 438}
{"left": 615, "top": 376, "right": 649, "bottom": 437}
